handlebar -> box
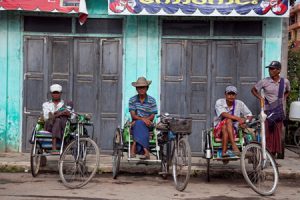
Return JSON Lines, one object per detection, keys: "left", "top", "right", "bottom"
{"left": 62, "top": 106, "right": 92, "bottom": 123}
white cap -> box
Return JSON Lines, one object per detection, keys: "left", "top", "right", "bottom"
{"left": 50, "top": 84, "right": 62, "bottom": 93}
{"left": 225, "top": 86, "right": 237, "bottom": 94}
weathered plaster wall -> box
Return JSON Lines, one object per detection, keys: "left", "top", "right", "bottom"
{"left": 0, "top": 12, "right": 22, "bottom": 152}
{"left": 123, "top": 16, "right": 160, "bottom": 121}
{"left": 264, "top": 18, "right": 284, "bottom": 78}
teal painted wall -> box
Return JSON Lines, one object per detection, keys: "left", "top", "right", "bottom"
{"left": 0, "top": 12, "right": 22, "bottom": 152}
{"left": 123, "top": 16, "right": 160, "bottom": 121}
{"left": 264, "top": 18, "right": 283, "bottom": 78}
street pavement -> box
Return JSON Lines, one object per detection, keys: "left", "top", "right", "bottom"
{"left": 0, "top": 148, "right": 300, "bottom": 179}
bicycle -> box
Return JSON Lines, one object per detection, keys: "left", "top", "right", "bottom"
{"left": 240, "top": 99, "right": 279, "bottom": 196}
{"left": 112, "top": 113, "right": 192, "bottom": 191}
{"left": 30, "top": 108, "right": 100, "bottom": 189}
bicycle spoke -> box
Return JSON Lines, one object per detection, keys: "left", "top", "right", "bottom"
{"left": 241, "top": 143, "right": 278, "bottom": 196}
{"left": 59, "top": 138, "right": 100, "bottom": 188}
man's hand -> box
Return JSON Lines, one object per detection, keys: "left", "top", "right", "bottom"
{"left": 237, "top": 117, "right": 246, "bottom": 128}
{"left": 142, "top": 118, "right": 153, "bottom": 127}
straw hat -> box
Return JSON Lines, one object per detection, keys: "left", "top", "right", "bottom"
{"left": 131, "top": 77, "right": 152, "bottom": 87}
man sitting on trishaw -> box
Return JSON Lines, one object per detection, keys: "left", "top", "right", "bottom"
{"left": 214, "top": 86, "right": 253, "bottom": 159}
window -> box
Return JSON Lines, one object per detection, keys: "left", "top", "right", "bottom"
{"left": 24, "top": 16, "right": 72, "bottom": 33}
{"left": 214, "top": 21, "right": 262, "bottom": 36}
{"left": 162, "top": 20, "right": 210, "bottom": 36}
{"left": 76, "top": 19, "right": 123, "bottom": 34}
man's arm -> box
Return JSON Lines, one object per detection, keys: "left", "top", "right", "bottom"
{"left": 251, "top": 86, "right": 264, "bottom": 102}
{"left": 220, "top": 112, "right": 245, "bottom": 125}
{"left": 130, "top": 111, "right": 154, "bottom": 126}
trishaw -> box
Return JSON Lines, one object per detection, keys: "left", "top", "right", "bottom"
{"left": 203, "top": 99, "right": 278, "bottom": 196}
{"left": 30, "top": 108, "right": 100, "bottom": 189}
{"left": 112, "top": 113, "right": 192, "bottom": 191}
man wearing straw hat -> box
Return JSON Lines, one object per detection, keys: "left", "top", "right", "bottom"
{"left": 129, "top": 77, "right": 158, "bottom": 160}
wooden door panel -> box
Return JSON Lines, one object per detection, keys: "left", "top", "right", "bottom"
{"left": 238, "top": 40, "right": 262, "bottom": 114}
{"left": 49, "top": 38, "right": 72, "bottom": 100}
{"left": 161, "top": 40, "right": 185, "bottom": 116}
{"left": 74, "top": 39, "right": 97, "bottom": 114}
{"left": 99, "top": 39, "right": 122, "bottom": 151}
{"left": 23, "top": 36, "right": 47, "bottom": 151}
{"left": 187, "top": 41, "right": 210, "bottom": 153}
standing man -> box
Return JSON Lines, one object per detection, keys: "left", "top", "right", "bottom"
{"left": 43, "top": 84, "right": 71, "bottom": 154}
{"left": 251, "top": 61, "right": 290, "bottom": 158}
{"left": 129, "top": 77, "right": 158, "bottom": 160}
{"left": 214, "top": 86, "right": 253, "bottom": 158}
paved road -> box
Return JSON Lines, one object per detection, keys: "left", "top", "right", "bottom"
{"left": 0, "top": 172, "right": 299, "bottom": 200}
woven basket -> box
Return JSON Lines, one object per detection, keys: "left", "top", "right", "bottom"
{"left": 169, "top": 118, "right": 192, "bottom": 134}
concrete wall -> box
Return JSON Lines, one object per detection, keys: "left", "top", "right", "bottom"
{"left": 0, "top": 12, "right": 22, "bottom": 152}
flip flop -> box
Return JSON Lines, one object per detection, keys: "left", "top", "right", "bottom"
{"left": 233, "top": 151, "right": 241, "bottom": 157}
{"left": 140, "top": 155, "right": 150, "bottom": 160}
{"left": 222, "top": 154, "right": 230, "bottom": 158}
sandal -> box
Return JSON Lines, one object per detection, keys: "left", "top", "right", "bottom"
{"left": 222, "top": 153, "right": 229, "bottom": 158}
{"left": 140, "top": 154, "right": 150, "bottom": 160}
{"left": 233, "top": 151, "right": 241, "bottom": 157}
{"left": 129, "top": 153, "right": 136, "bottom": 158}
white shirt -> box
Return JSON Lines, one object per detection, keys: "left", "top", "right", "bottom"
{"left": 214, "top": 99, "right": 252, "bottom": 126}
{"left": 42, "top": 100, "right": 65, "bottom": 120}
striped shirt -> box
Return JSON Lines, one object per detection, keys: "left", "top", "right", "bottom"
{"left": 129, "top": 95, "right": 158, "bottom": 117}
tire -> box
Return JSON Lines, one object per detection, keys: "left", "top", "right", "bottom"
{"left": 30, "top": 143, "right": 42, "bottom": 177}
{"left": 240, "top": 143, "right": 279, "bottom": 196}
{"left": 206, "top": 158, "right": 210, "bottom": 182}
{"left": 172, "top": 137, "right": 191, "bottom": 191}
{"left": 112, "top": 128, "right": 122, "bottom": 179}
{"left": 294, "top": 127, "right": 300, "bottom": 146}
{"left": 59, "top": 137, "right": 100, "bottom": 189}
{"left": 160, "top": 141, "right": 170, "bottom": 179}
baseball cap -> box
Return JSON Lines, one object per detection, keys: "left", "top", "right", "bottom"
{"left": 265, "top": 61, "right": 281, "bottom": 69}
{"left": 225, "top": 86, "right": 238, "bottom": 94}
{"left": 50, "top": 84, "right": 62, "bottom": 93}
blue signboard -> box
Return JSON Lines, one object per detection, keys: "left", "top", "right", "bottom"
{"left": 108, "top": 0, "right": 289, "bottom": 17}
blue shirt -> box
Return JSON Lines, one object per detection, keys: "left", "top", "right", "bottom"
{"left": 129, "top": 95, "right": 158, "bottom": 117}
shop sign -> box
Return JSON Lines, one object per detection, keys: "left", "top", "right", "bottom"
{"left": 108, "top": 0, "right": 289, "bottom": 17}
{"left": 0, "top": 0, "right": 88, "bottom": 24}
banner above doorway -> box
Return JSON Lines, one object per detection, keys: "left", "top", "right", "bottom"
{"left": 108, "top": 0, "right": 289, "bottom": 17}
{"left": 0, "top": 0, "right": 88, "bottom": 24}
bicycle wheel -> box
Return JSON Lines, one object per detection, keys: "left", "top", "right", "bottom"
{"left": 159, "top": 142, "right": 170, "bottom": 179}
{"left": 172, "top": 137, "right": 191, "bottom": 191}
{"left": 206, "top": 158, "right": 210, "bottom": 182}
{"left": 112, "top": 128, "right": 122, "bottom": 179}
{"left": 30, "top": 143, "right": 42, "bottom": 177}
{"left": 59, "top": 137, "right": 100, "bottom": 189}
{"left": 294, "top": 127, "right": 300, "bottom": 146}
{"left": 240, "top": 143, "right": 279, "bottom": 196}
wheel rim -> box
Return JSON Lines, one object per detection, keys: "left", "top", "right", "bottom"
{"left": 30, "top": 143, "right": 41, "bottom": 177}
{"left": 241, "top": 143, "right": 278, "bottom": 196}
{"left": 112, "top": 150, "right": 121, "bottom": 179}
{"left": 59, "top": 138, "right": 100, "bottom": 189}
{"left": 160, "top": 143, "right": 169, "bottom": 179}
{"left": 112, "top": 129, "right": 122, "bottom": 179}
{"left": 172, "top": 138, "right": 191, "bottom": 191}
{"left": 294, "top": 128, "right": 300, "bottom": 146}
{"left": 206, "top": 158, "right": 210, "bottom": 182}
